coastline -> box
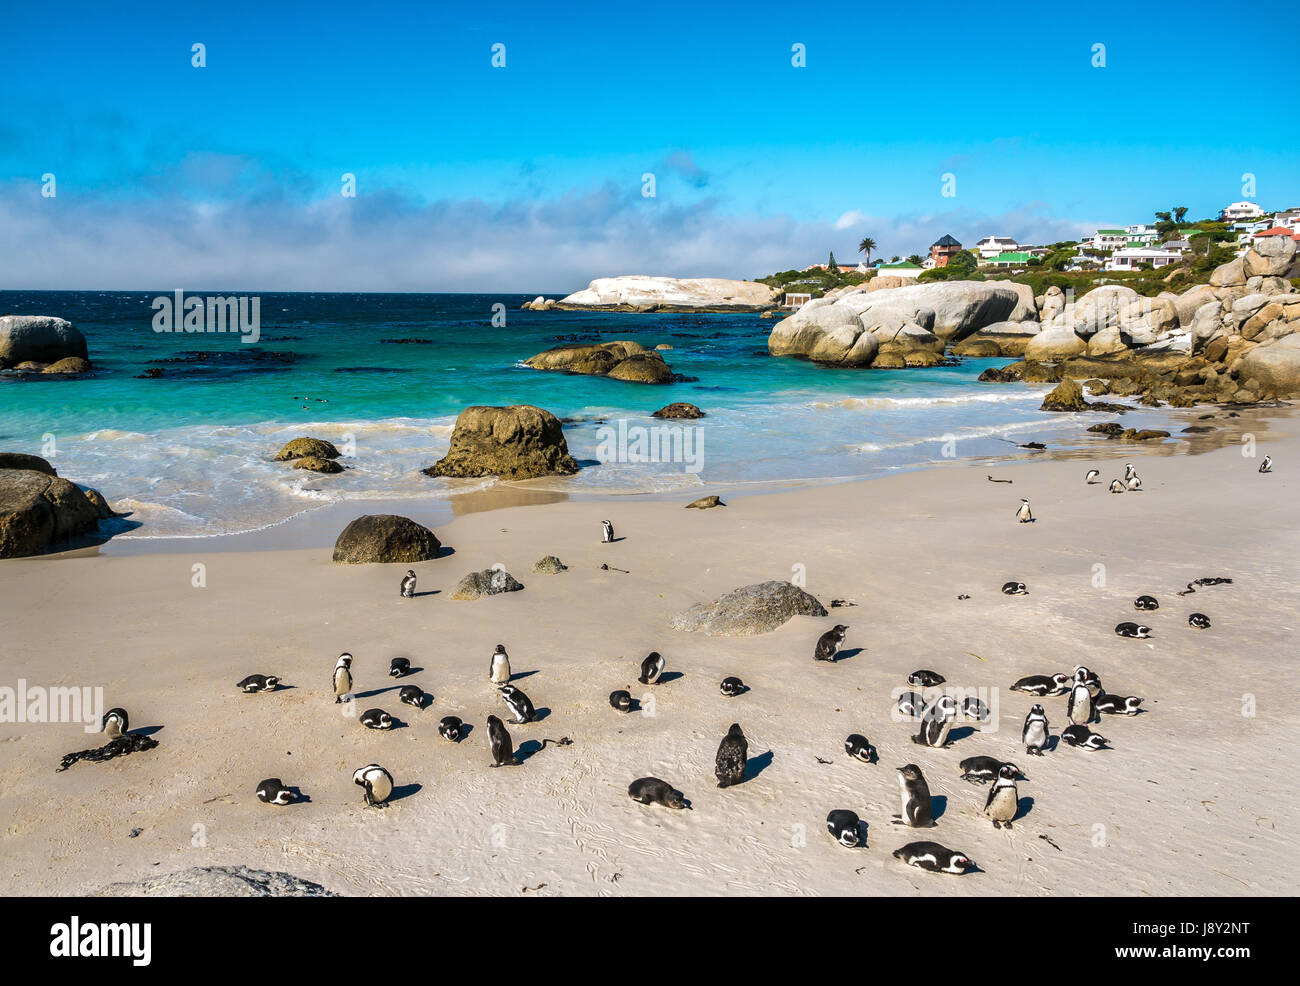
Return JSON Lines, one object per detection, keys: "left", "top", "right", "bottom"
{"left": 2, "top": 405, "right": 1296, "bottom": 896}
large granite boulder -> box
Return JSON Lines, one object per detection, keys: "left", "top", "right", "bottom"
{"left": 984, "top": 279, "right": 1039, "bottom": 322}
{"left": 43, "top": 356, "right": 93, "bottom": 374}
{"left": 0, "top": 452, "right": 56, "bottom": 475}
{"left": 0, "top": 469, "right": 111, "bottom": 558}
{"left": 274, "top": 437, "right": 340, "bottom": 461}
{"left": 652, "top": 402, "right": 704, "bottom": 419}
{"left": 952, "top": 320, "right": 1041, "bottom": 357}
{"left": 1118, "top": 297, "right": 1178, "bottom": 344}
{"left": 1051, "top": 285, "right": 1138, "bottom": 337}
{"left": 1023, "top": 324, "right": 1087, "bottom": 360}
{"left": 424, "top": 405, "right": 578, "bottom": 480}
{"left": 670, "top": 580, "right": 828, "bottom": 637}
{"left": 525, "top": 340, "right": 674, "bottom": 383}
{"left": 0, "top": 316, "right": 88, "bottom": 367}
{"left": 554, "top": 276, "right": 778, "bottom": 312}
{"left": 1236, "top": 334, "right": 1300, "bottom": 397}
{"left": 93, "top": 866, "right": 337, "bottom": 898}
{"left": 294, "top": 455, "right": 344, "bottom": 474}
{"left": 332, "top": 514, "right": 441, "bottom": 564}
{"left": 1173, "top": 284, "right": 1219, "bottom": 326}
{"left": 1243, "top": 235, "right": 1297, "bottom": 278}
{"left": 1039, "top": 376, "right": 1089, "bottom": 411}
{"left": 1190, "top": 301, "right": 1225, "bottom": 348}
{"left": 1210, "top": 257, "right": 1247, "bottom": 288}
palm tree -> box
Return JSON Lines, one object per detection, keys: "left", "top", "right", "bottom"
{"left": 857, "top": 237, "right": 877, "bottom": 265}
{"left": 1173, "top": 206, "right": 1188, "bottom": 224}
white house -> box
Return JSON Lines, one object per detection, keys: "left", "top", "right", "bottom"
{"left": 1090, "top": 228, "right": 1129, "bottom": 250}
{"left": 1273, "top": 209, "right": 1300, "bottom": 232}
{"left": 1220, "top": 201, "right": 1265, "bottom": 221}
{"left": 1124, "top": 224, "right": 1161, "bottom": 244}
{"left": 1105, "top": 246, "right": 1185, "bottom": 272}
{"left": 974, "top": 235, "right": 1020, "bottom": 259}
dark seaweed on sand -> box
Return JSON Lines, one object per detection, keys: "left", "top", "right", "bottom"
{"left": 57, "top": 733, "right": 159, "bottom": 772}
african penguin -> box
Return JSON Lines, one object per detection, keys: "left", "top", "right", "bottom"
{"left": 1015, "top": 498, "right": 1033, "bottom": 523}
{"left": 1094, "top": 692, "right": 1143, "bottom": 715}
{"left": 388, "top": 657, "right": 411, "bottom": 678}
{"left": 958, "top": 756, "right": 1022, "bottom": 784}
{"left": 399, "top": 570, "right": 416, "bottom": 598}
{"left": 489, "top": 644, "right": 511, "bottom": 685}
{"left": 486, "top": 714, "right": 517, "bottom": 766}
{"left": 1022, "top": 704, "right": 1050, "bottom": 756}
{"left": 398, "top": 685, "right": 426, "bottom": 711}
{"left": 962, "top": 696, "right": 991, "bottom": 722}
{"left": 844, "top": 733, "right": 874, "bottom": 763}
{"left": 601, "top": 519, "right": 615, "bottom": 543}
{"left": 256, "top": 778, "right": 294, "bottom": 805}
{"left": 1124, "top": 463, "right": 1137, "bottom": 481}
{"left": 893, "top": 841, "right": 971, "bottom": 874}
{"left": 813, "top": 625, "right": 848, "bottom": 662}
{"left": 333, "top": 653, "right": 353, "bottom": 704}
{"left": 826, "top": 810, "right": 863, "bottom": 848}
{"left": 628, "top": 777, "right": 687, "bottom": 809}
{"left": 1061, "top": 724, "right": 1109, "bottom": 750}
{"left": 499, "top": 684, "right": 536, "bottom": 724}
{"left": 1134, "top": 594, "right": 1160, "bottom": 611}
{"left": 1109, "top": 479, "right": 1125, "bottom": 493}
{"left": 1188, "top": 613, "right": 1212, "bottom": 629}
{"left": 983, "top": 764, "right": 1020, "bottom": 828}
{"left": 1126, "top": 473, "right": 1142, "bottom": 491}
{"left": 719, "top": 676, "right": 745, "bottom": 697}
{"left": 1011, "top": 673, "right": 1071, "bottom": 697}
{"left": 714, "top": 723, "right": 748, "bottom": 788}
{"left": 1075, "top": 665, "right": 1103, "bottom": 697}
{"left": 437, "top": 716, "right": 463, "bottom": 741}
{"left": 237, "top": 674, "right": 280, "bottom": 693}
{"left": 894, "top": 764, "right": 936, "bottom": 828}
{"left": 101, "top": 708, "right": 129, "bottom": 738}
{"left": 1085, "top": 469, "right": 1100, "bottom": 485}
{"left": 1067, "top": 668, "right": 1094, "bottom": 726}
{"left": 895, "top": 691, "right": 926, "bottom": 718}
{"left": 609, "top": 690, "right": 633, "bottom": 712}
{"left": 1259, "top": 455, "right": 1273, "bottom": 474}
{"left": 638, "top": 651, "right": 665, "bottom": 685}
{"left": 913, "top": 695, "right": 958, "bottom": 748}
{"left": 1001, "top": 581, "right": 1028, "bottom": 595}
{"left": 360, "top": 708, "right": 394, "bottom": 730}
{"left": 352, "top": 763, "right": 394, "bottom": 807}
{"left": 1115, "top": 622, "right": 1151, "bottom": 638}
{"left": 908, "top": 670, "right": 945, "bottom": 690}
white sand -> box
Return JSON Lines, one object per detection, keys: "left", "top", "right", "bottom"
{"left": 2, "top": 408, "right": 1297, "bottom": 896}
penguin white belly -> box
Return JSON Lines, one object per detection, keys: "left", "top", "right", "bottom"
{"left": 490, "top": 654, "right": 511, "bottom": 684}
{"left": 1024, "top": 723, "right": 1046, "bottom": 749}
{"left": 985, "top": 786, "right": 1017, "bottom": 821}
{"left": 368, "top": 771, "right": 392, "bottom": 803}
{"left": 1068, "top": 686, "right": 1092, "bottom": 725}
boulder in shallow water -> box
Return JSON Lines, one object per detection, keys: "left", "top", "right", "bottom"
{"left": 93, "top": 865, "right": 338, "bottom": 898}
{"left": 425, "top": 405, "right": 578, "bottom": 480}
{"left": 293, "top": 455, "right": 344, "bottom": 474}
{"left": 670, "top": 580, "right": 828, "bottom": 637}
{"left": 332, "top": 514, "right": 441, "bottom": 564}
{"left": 452, "top": 568, "right": 524, "bottom": 600}
{"left": 274, "top": 437, "right": 340, "bottom": 461}
{"left": 42, "top": 356, "right": 93, "bottom": 374}
{"left": 1039, "top": 377, "right": 1089, "bottom": 412}
{"left": 0, "top": 315, "right": 88, "bottom": 366}
{"left": 652, "top": 402, "right": 704, "bottom": 419}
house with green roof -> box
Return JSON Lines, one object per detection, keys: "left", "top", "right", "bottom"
{"left": 983, "top": 251, "right": 1032, "bottom": 268}
{"left": 876, "top": 259, "right": 923, "bottom": 279}
{"left": 1089, "top": 229, "right": 1129, "bottom": 250}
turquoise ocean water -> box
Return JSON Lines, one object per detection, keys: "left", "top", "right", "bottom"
{"left": 0, "top": 290, "right": 1167, "bottom": 540}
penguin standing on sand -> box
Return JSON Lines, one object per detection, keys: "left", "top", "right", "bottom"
{"left": 489, "top": 644, "right": 511, "bottom": 685}
{"left": 1067, "top": 668, "right": 1094, "bottom": 725}
{"left": 256, "top": 778, "right": 294, "bottom": 805}
{"left": 1259, "top": 455, "right": 1273, "bottom": 474}
{"left": 1015, "top": 498, "right": 1033, "bottom": 523}
{"left": 913, "top": 695, "right": 958, "bottom": 748}
{"left": 1126, "top": 473, "right": 1143, "bottom": 491}
{"left": 101, "top": 708, "right": 129, "bottom": 738}
{"left": 1124, "top": 463, "right": 1137, "bottom": 482}
{"left": 399, "top": 570, "right": 416, "bottom": 598}
{"left": 487, "top": 714, "right": 517, "bottom": 766}
{"left": 353, "top": 764, "right": 394, "bottom": 807}
{"left": 1022, "top": 704, "right": 1050, "bottom": 756}
{"left": 714, "top": 723, "right": 748, "bottom": 788}
{"left": 1109, "top": 479, "right": 1125, "bottom": 493}
{"left": 601, "top": 520, "right": 615, "bottom": 543}
{"left": 983, "top": 764, "right": 1020, "bottom": 829}
{"left": 893, "top": 764, "right": 936, "bottom": 828}
{"left": 333, "top": 653, "right": 353, "bottom": 704}
{"left": 638, "top": 651, "right": 665, "bottom": 684}
{"left": 499, "top": 684, "right": 536, "bottom": 724}
{"left": 1085, "top": 469, "right": 1100, "bottom": 485}
{"left": 814, "top": 625, "right": 848, "bottom": 662}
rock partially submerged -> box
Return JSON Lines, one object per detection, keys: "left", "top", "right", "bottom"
{"left": 652, "top": 402, "right": 704, "bottom": 419}
{"left": 671, "top": 580, "right": 828, "bottom": 637}
{"left": 452, "top": 568, "right": 524, "bottom": 600}
{"left": 525, "top": 340, "right": 676, "bottom": 384}
{"left": 0, "top": 453, "right": 56, "bottom": 475}
{"left": 554, "top": 276, "right": 778, "bottom": 312}
{"left": 0, "top": 468, "right": 116, "bottom": 558}
{"left": 425, "top": 405, "right": 578, "bottom": 480}
{"left": 293, "top": 455, "right": 344, "bottom": 474}
{"left": 0, "top": 315, "right": 89, "bottom": 367}
{"left": 274, "top": 437, "right": 340, "bottom": 461}
{"left": 332, "top": 514, "right": 441, "bottom": 564}
{"left": 93, "top": 865, "right": 338, "bottom": 898}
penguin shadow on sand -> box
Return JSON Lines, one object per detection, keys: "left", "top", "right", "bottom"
{"left": 131, "top": 724, "right": 165, "bottom": 737}
{"left": 830, "top": 647, "right": 864, "bottom": 663}
{"left": 745, "top": 750, "right": 775, "bottom": 781}
{"left": 507, "top": 669, "right": 541, "bottom": 682}
{"left": 1014, "top": 796, "right": 1035, "bottom": 823}
{"left": 386, "top": 782, "right": 422, "bottom": 804}
{"left": 287, "top": 785, "right": 312, "bottom": 804}
{"left": 946, "top": 725, "right": 978, "bottom": 744}
{"left": 928, "top": 795, "right": 948, "bottom": 821}
{"left": 355, "top": 677, "right": 424, "bottom": 700}
{"left": 650, "top": 671, "right": 685, "bottom": 685}
{"left": 407, "top": 588, "right": 439, "bottom": 599}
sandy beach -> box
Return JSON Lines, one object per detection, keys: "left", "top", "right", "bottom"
{"left": 2, "top": 405, "right": 1297, "bottom": 897}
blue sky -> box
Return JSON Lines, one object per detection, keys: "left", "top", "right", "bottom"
{"left": 2, "top": 0, "right": 1297, "bottom": 291}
